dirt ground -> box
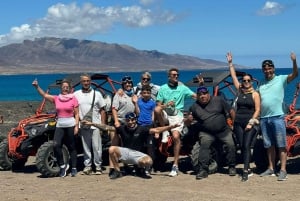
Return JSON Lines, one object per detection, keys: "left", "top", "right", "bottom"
{"left": 1, "top": 156, "right": 300, "bottom": 201}
{"left": 1, "top": 101, "right": 300, "bottom": 201}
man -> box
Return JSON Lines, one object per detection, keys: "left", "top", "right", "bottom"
{"left": 82, "top": 112, "right": 179, "bottom": 179}
{"left": 258, "top": 52, "right": 298, "bottom": 181}
{"left": 155, "top": 68, "right": 197, "bottom": 177}
{"left": 133, "top": 71, "right": 160, "bottom": 101}
{"left": 189, "top": 86, "right": 236, "bottom": 180}
{"left": 74, "top": 73, "right": 107, "bottom": 175}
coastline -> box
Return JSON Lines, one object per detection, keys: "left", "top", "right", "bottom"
{"left": 0, "top": 101, "right": 40, "bottom": 137}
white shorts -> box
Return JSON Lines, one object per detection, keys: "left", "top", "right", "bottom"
{"left": 162, "top": 110, "right": 184, "bottom": 134}
{"left": 118, "top": 147, "right": 147, "bottom": 165}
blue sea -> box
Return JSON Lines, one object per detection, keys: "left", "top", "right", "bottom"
{"left": 0, "top": 68, "right": 299, "bottom": 108}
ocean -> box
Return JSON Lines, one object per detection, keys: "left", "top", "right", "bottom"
{"left": 0, "top": 68, "right": 299, "bottom": 108}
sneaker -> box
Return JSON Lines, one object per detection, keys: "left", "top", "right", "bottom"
{"left": 59, "top": 164, "right": 69, "bottom": 177}
{"left": 83, "top": 166, "right": 92, "bottom": 175}
{"left": 248, "top": 169, "right": 253, "bottom": 177}
{"left": 95, "top": 166, "right": 102, "bottom": 175}
{"left": 196, "top": 170, "right": 208, "bottom": 180}
{"left": 168, "top": 165, "right": 178, "bottom": 177}
{"left": 228, "top": 167, "right": 237, "bottom": 176}
{"left": 241, "top": 170, "right": 248, "bottom": 182}
{"left": 108, "top": 168, "right": 115, "bottom": 178}
{"left": 145, "top": 166, "right": 152, "bottom": 177}
{"left": 135, "top": 167, "right": 151, "bottom": 179}
{"left": 71, "top": 168, "right": 77, "bottom": 177}
{"left": 277, "top": 170, "right": 288, "bottom": 181}
{"left": 110, "top": 170, "right": 123, "bottom": 180}
{"left": 260, "top": 169, "right": 275, "bottom": 177}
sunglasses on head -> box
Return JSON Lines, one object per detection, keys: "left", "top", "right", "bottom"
{"left": 122, "top": 76, "right": 132, "bottom": 83}
{"left": 125, "top": 112, "right": 137, "bottom": 120}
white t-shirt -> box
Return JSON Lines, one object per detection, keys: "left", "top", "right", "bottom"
{"left": 74, "top": 89, "right": 106, "bottom": 129}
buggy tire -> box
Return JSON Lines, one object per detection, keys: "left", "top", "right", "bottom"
{"left": 191, "top": 141, "right": 218, "bottom": 174}
{"left": 36, "top": 141, "right": 70, "bottom": 177}
{"left": 0, "top": 139, "right": 27, "bottom": 171}
{"left": 0, "top": 139, "right": 12, "bottom": 170}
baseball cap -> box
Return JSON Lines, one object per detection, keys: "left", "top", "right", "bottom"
{"left": 197, "top": 86, "right": 208, "bottom": 93}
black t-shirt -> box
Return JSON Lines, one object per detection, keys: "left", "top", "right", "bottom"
{"left": 116, "top": 125, "right": 150, "bottom": 151}
{"left": 189, "top": 96, "right": 231, "bottom": 134}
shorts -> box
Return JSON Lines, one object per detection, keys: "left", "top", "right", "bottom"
{"left": 260, "top": 115, "right": 287, "bottom": 148}
{"left": 118, "top": 147, "right": 148, "bottom": 165}
{"left": 162, "top": 110, "right": 184, "bottom": 134}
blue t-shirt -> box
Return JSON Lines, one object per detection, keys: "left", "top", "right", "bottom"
{"left": 257, "top": 74, "right": 288, "bottom": 118}
{"left": 137, "top": 98, "right": 156, "bottom": 126}
{"left": 157, "top": 83, "right": 194, "bottom": 116}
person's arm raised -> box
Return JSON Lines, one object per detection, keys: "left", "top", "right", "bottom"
{"left": 287, "top": 52, "right": 298, "bottom": 83}
{"left": 226, "top": 52, "right": 240, "bottom": 90}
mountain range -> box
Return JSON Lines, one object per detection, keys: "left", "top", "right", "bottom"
{"left": 0, "top": 37, "right": 231, "bottom": 74}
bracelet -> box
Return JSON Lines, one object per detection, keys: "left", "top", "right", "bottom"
{"left": 248, "top": 118, "right": 259, "bottom": 125}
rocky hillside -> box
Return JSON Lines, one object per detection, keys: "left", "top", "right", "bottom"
{"left": 0, "top": 37, "right": 229, "bottom": 74}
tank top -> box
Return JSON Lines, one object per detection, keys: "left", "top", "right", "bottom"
{"left": 235, "top": 93, "right": 255, "bottom": 124}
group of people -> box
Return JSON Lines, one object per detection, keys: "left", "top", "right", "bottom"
{"left": 32, "top": 52, "right": 298, "bottom": 182}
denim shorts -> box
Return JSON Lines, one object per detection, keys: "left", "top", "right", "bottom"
{"left": 260, "top": 115, "right": 287, "bottom": 148}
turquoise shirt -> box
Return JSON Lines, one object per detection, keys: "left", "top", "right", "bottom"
{"left": 156, "top": 83, "right": 194, "bottom": 116}
{"left": 257, "top": 75, "right": 288, "bottom": 118}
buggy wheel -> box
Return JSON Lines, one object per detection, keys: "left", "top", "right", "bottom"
{"left": 191, "top": 141, "right": 218, "bottom": 174}
{"left": 0, "top": 139, "right": 27, "bottom": 171}
{"left": 36, "top": 141, "right": 69, "bottom": 177}
{"left": 0, "top": 139, "right": 12, "bottom": 170}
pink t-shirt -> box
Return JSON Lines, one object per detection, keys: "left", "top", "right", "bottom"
{"left": 54, "top": 95, "right": 79, "bottom": 118}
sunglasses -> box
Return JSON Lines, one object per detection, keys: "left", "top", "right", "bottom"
{"left": 142, "top": 77, "right": 150, "bottom": 81}
{"left": 170, "top": 73, "right": 179, "bottom": 77}
{"left": 122, "top": 76, "right": 132, "bottom": 83}
{"left": 242, "top": 79, "right": 252, "bottom": 83}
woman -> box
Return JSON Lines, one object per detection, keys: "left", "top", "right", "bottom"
{"left": 32, "top": 79, "right": 79, "bottom": 177}
{"left": 133, "top": 71, "right": 160, "bottom": 101}
{"left": 226, "top": 52, "right": 261, "bottom": 182}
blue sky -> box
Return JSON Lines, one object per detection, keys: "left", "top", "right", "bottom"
{"left": 0, "top": 0, "right": 299, "bottom": 68}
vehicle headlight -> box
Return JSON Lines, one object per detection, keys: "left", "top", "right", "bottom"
{"left": 30, "top": 128, "right": 37, "bottom": 136}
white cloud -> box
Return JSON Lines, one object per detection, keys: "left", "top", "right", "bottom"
{"left": 257, "top": 1, "right": 285, "bottom": 16}
{"left": 0, "top": 2, "right": 178, "bottom": 47}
